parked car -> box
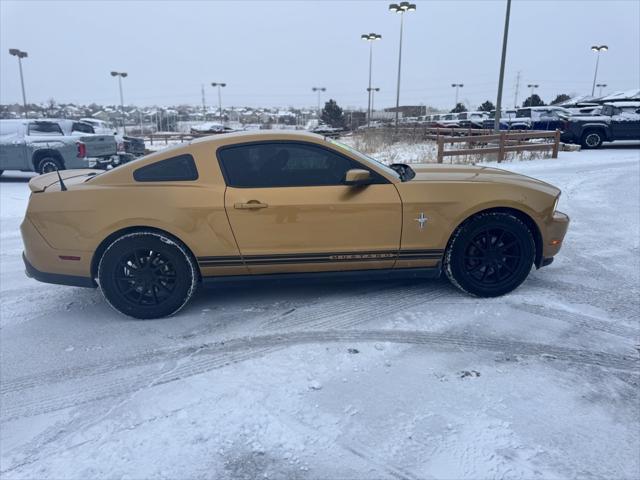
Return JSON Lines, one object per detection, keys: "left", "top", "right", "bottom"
{"left": 20, "top": 131, "right": 569, "bottom": 318}
{"left": 510, "top": 106, "right": 571, "bottom": 131}
{"left": 0, "top": 119, "right": 117, "bottom": 175}
{"left": 561, "top": 102, "right": 640, "bottom": 148}
{"left": 79, "top": 118, "right": 146, "bottom": 160}
{"left": 457, "top": 111, "right": 489, "bottom": 129}
{"left": 190, "top": 122, "right": 236, "bottom": 134}
{"left": 434, "top": 113, "right": 460, "bottom": 128}
{"left": 482, "top": 110, "right": 518, "bottom": 130}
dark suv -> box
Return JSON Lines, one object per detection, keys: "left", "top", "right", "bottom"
{"left": 561, "top": 102, "right": 640, "bottom": 148}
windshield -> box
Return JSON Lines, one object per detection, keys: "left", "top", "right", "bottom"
{"left": 328, "top": 139, "right": 401, "bottom": 180}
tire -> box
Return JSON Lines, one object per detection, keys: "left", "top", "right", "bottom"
{"left": 444, "top": 212, "right": 535, "bottom": 297}
{"left": 98, "top": 231, "right": 198, "bottom": 319}
{"left": 36, "top": 156, "right": 63, "bottom": 174}
{"left": 581, "top": 129, "right": 604, "bottom": 149}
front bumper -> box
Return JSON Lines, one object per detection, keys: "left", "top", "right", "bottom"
{"left": 540, "top": 210, "right": 570, "bottom": 264}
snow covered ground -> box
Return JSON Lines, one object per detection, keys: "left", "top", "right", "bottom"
{"left": 1, "top": 145, "right": 639, "bottom": 479}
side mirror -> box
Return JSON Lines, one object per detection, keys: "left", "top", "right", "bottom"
{"left": 344, "top": 168, "right": 372, "bottom": 186}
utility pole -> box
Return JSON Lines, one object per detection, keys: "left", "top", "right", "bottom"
{"left": 513, "top": 71, "right": 521, "bottom": 108}
{"left": 201, "top": 84, "right": 207, "bottom": 120}
{"left": 494, "top": 0, "right": 511, "bottom": 132}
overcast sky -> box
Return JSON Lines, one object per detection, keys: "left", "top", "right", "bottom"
{"left": 1, "top": 0, "right": 638, "bottom": 111}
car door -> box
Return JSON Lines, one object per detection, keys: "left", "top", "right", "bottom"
{"left": 219, "top": 141, "right": 402, "bottom": 275}
{"left": 613, "top": 108, "right": 640, "bottom": 139}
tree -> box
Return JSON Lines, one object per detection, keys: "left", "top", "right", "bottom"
{"left": 550, "top": 93, "right": 571, "bottom": 105}
{"left": 478, "top": 100, "right": 495, "bottom": 112}
{"left": 451, "top": 103, "right": 467, "bottom": 113}
{"left": 321, "top": 99, "right": 344, "bottom": 128}
{"left": 523, "top": 94, "right": 545, "bottom": 107}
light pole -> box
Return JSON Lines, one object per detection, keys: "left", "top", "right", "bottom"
{"left": 596, "top": 83, "right": 607, "bottom": 97}
{"left": 590, "top": 45, "right": 608, "bottom": 96}
{"left": 110, "top": 71, "right": 128, "bottom": 134}
{"left": 389, "top": 2, "right": 416, "bottom": 130}
{"left": 367, "top": 87, "right": 380, "bottom": 117}
{"left": 493, "top": 0, "right": 511, "bottom": 132}
{"left": 361, "top": 33, "right": 382, "bottom": 127}
{"left": 9, "top": 49, "right": 28, "bottom": 118}
{"left": 527, "top": 83, "right": 539, "bottom": 106}
{"left": 312, "top": 87, "right": 326, "bottom": 119}
{"left": 211, "top": 82, "right": 227, "bottom": 123}
{"left": 451, "top": 83, "right": 464, "bottom": 108}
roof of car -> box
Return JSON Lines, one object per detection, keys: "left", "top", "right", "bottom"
{"left": 189, "top": 129, "right": 327, "bottom": 146}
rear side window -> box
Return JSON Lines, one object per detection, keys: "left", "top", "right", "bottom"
{"left": 133, "top": 154, "right": 198, "bottom": 182}
{"left": 217, "top": 142, "right": 378, "bottom": 188}
{"left": 28, "top": 122, "right": 63, "bottom": 136}
{"left": 72, "top": 122, "right": 94, "bottom": 134}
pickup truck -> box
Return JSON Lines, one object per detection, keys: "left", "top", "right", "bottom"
{"left": 561, "top": 102, "right": 640, "bottom": 148}
{"left": 0, "top": 119, "right": 117, "bottom": 175}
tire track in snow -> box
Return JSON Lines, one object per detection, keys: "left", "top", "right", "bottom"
{"left": 3, "top": 329, "right": 638, "bottom": 422}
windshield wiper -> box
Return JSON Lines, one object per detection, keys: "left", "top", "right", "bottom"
{"left": 390, "top": 163, "right": 416, "bottom": 182}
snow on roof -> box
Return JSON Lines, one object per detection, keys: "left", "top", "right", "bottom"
{"left": 599, "top": 89, "right": 640, "bottom": 101}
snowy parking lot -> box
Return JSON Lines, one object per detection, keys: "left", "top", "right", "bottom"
{"left": 1, "top": 146, "right": 639, "bottom": 479}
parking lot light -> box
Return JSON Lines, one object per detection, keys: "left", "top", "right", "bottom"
{"left": 389, "top": 2, "right": 416, "bottom": 130}
{"left": 527, "top": 84, "right": 539, "bottom": 105}
{"left": 590, "top": 45, "right": 608, "bottom": 96}
{"left": 367, "top": 87, "right": 381, "bottom": 115}
{"left": 312, "top": 87, "right": 326, "bottom": 119}
{"left": 362, "top": 33, "right": 382, "bottom": 127}
{"left": 110, "top": 71, "right": 128, "bottom": 134}
{"left": 596, "top": 83, "right": 607, "bottom": 97}
{"left": 9, "top": 48, "right": 28, "bottom": 118}
{"left": 451, "top": 83, "right": 464, "bottom": 108}
{"left": 211, "top": 83, "right": 227, "bottom": 122}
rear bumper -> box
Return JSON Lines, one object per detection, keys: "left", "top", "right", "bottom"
{"left": 23, "top": 252, "right": 96, "bottom": 288}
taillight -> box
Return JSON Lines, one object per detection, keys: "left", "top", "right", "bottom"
{"left": 117, "top": 141, "right": 125, "bottom": 153}
{"left": 76, "top": 141, "right": 86, "bottom": 158}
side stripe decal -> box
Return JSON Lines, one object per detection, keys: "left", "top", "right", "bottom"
{"left": 198, "top": 249, "right": 444, "bottom": 267}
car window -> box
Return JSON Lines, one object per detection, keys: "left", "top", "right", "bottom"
{"left": 516, "top": 109, "right": 531, "bottom": 118}
{"left": 28, "top": 122, "right": 63, "bottom": 136}
{"left": 133, "top": 154, "right": 198, "bottom": 182}
{"left": 72, "top": 122, "right": 95, "bottom": 134}
{"left": 218, "top": 142, "right": 382, "bottom": 188}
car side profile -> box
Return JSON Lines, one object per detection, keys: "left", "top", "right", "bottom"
{"left": 21, "top": 131, "right": 569, "bottom": 319}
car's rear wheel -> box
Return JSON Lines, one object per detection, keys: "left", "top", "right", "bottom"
{"left": 444, "top": 212, "right": 535, "bottom": 297}
{"left": 36, "top": 156, "right": 63, "bottom": 174}
{"left": 98, "top": 231, "right": 198, "bottom": 319}
{"left": 581, "top": 129, "right": 603, "bottom": 149}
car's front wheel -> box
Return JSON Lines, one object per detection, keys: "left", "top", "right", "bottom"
{"left": 444, "top": 212, "right": 535, "bottom": 297}
{"left": 581, "top": 129, "right": 604, "bottom": 149}
{"left": 98, "top": 231, "right": 198, "bottom": 319}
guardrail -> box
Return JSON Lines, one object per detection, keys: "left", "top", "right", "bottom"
{"left": 433, "top": 129, "right": 561, "bottom": 163}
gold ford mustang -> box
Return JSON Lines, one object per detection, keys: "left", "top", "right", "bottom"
{"left": 20, "top": 131, "right": 569, "bottom": 319}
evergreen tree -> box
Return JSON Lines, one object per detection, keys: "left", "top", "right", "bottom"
{"left": 550, "top": 93, "right": 571, "bottom": 105}
{"left": 478, "top": 100, "right": 495, "bottom": 112}
{"left": 451, "top": 103, "right": 468, "bottom": 113}
{"left": 523, "top": 94, "right": 545, "bottom": 107}
{"left": 320, "top": 99, "right": 344, "bottom": 128}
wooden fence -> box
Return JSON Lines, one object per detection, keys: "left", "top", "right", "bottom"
{"left": 433, "top": 130, "right": 561, "bottom": 163}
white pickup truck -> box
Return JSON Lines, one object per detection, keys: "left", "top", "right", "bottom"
{"left": 0, "top": 119, "right": 117, "bottom": 175}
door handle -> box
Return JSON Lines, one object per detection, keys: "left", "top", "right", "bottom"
{"left": 234, "top": 201, "right": 268, "bottom": 210}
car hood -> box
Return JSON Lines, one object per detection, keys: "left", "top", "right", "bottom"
{"left": 407, "top": 163, "right": 560, "bottom": 196}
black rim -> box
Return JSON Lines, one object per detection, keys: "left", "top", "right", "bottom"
{"left": 41, "top": 161, "right": 58, "bottom": 173}
{"left": 462, "top": 228, "right": 523, "bottom": 286}
{"left": 114, "top": 249, "right": 177, "bottom": 305}
{"left": 586, "top": 133, "right": 600, "bottom": 147}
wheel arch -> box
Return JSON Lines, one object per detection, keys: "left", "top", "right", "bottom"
{"left": 445, "top": 206, "right": 544, "bottom": 269}
{"left": 32, "top": 149, "right": 65, "bottom": 171}
{"left": 91, "top": 226, "right": 201, "bottom": 280}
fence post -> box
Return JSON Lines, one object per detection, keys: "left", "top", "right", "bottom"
{"left": 165, "top": 135, "right": 168, "bottom": 145}
{"left": 437, "top": 136, "right": 444, "bottom": 163}
{"left": 150, "top": 135, "right": 153, "bottom": 146}
{"left": 498, "top": 132, "right": 506, "bottom": 163}
{"left": 552, "top": 129, "right": 560, "bottom": 158}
